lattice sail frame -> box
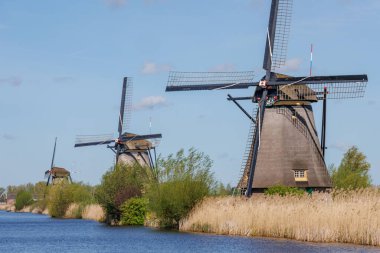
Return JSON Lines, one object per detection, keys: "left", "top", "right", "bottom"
{"left": 166, "top": 71, "right": 255, "bottom": 91}
{"left": 122, "top": 77, "right": 133, "bottom": 132}
{"left": 271, "top": 0, "right": 293, "bottom": 70}
{"left": 276, "top": 80, "right": 367, "bottom": 100}
{"left": 74, "top": 134, "right": 115, "bottom": 146}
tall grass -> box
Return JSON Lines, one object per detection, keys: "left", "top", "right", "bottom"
{"left": 180, "top": 188, "right": 380, "bottom": 246}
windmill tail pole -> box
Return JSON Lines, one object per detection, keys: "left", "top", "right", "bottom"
{"left": 310, "top": 43, "right": 313, "bottom": 76}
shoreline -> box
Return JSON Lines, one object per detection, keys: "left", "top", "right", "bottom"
{"left": 2, "top": 191, "right": 380, "bottom": 248}
{"left": 1, "top": 209, "right": 379, "bottom": 250}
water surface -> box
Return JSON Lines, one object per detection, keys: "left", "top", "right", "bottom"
{"left": 0, "top": 211, "right": 378, "bottom": 253}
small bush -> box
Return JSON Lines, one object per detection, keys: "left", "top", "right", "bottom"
{"left": 15, "top": 190, "right": 34, "bottom": 210}
{"left": 120, "top": 197, "right": 148, "bottom": 225}
{"left": 264, "top": 185, "right": 304, "bottom": 197}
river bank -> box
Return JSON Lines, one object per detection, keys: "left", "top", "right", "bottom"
{"left": 180, "top": 189, "right": 380, "bottom": 246}
{"left": 3, "top": 189, "right": 380, "bottom": 247}
{"left": 0, "top": 203, "right": 104, "bottom": 221}
{"left": 1, "top": 210, "right": 379, "bottom": 253}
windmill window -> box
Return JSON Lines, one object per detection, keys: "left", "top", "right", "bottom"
{"left": 294, "top": 170, "right": 308, "bottom": 182}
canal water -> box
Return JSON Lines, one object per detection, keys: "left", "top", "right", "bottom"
{"left": 0, "top": 211, "right": 378, "bottom": 253}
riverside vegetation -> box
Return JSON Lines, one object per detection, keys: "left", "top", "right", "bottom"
{"left": 2, "top": 146, "right": 378, "bottom": 246}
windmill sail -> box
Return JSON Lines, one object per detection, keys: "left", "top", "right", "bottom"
{"left": 118, "top": 77, "right": 133, "bottom": 136}
{"left": 166, "top": 71, "right": 255, "bottom": 91}
{"left": 274, "top": 74, "right": 368, "bottom": 100}
{"left": 263, "top": 0, "right": 293, "bottom": 71}
{"left": 74, "top": 134, "right": 115, "bottom": 147}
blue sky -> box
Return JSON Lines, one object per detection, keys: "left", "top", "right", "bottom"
{"left": 0, "top": 0, "right": 379, "bottom": 187}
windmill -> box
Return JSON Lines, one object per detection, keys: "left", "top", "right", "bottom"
{"left": 74, "top": 77, "right": 162, "bottom": 168}
{"left": 165, "top": 0, "right": 368, "bottom": 196}
{"left": 45, "top": 137, "right": 72, "bottom": 185}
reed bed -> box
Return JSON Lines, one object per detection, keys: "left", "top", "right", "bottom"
{"left": 180, "top": 188, "right": 380, "bottom": 246}
{"left": 64, "top": 203, "right": 104, "bottom": 222}
{"left": 82, "top": 204, "right": 105, "bottom": 222}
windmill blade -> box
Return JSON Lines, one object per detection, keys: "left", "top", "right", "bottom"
{"left": 274, "top": 74, "right": 368, "bottom": 100}
{"left": 50, "top": 137, "right": 57, "bottom": 169}
{"left": 74, "top": 134, "right": 115, "bottom": 147}
{"left": 166, "top": 71, "right": 255, "bottom": 91}
{"left": 118, "top": 77, "right": 133, "bottom": 137}
{"left": 263, "top": 0, "right": 293, "bottom": 71}
{"left": 120, "top": 133, "right": 162, "bottom": 142}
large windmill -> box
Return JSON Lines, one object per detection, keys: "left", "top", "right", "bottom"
{"left": 74, "top": 77, "right": 162, "bottom": 168}
{"left": 45, "top": 137, "right": 72, "bottom": 186}
{"left": 165, "top": 0, "right": 368, "bottom": 196}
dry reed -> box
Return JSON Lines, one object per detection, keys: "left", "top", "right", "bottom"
{"left": 64, "top": 203, "right": 104, "bottom": 222}
{"left": 180, "top": 188, "right": 380, "bottom": 246}
{"left": 82, "top": 204, "right": 105, "bottom": 222}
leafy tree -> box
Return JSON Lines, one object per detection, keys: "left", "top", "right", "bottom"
{"left": 146, "top": 148, "right": 215, "bottom": 229}
{"left": 212, "top": 182, "right": 232, "bottom": 196}
{"left": 120, "top": 197, "right": 148, "bottom": 225}
{"left": 15, "top": 190, "right": 34, "bottom": 210}
{"left": 95, "top": 163, "right": 152, "bottom": 224}
{"left": 330, "top": 146, "right": 371, "bottom": 189}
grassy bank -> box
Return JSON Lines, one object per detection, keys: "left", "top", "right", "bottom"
{"left": 180, "top": 188, "right": 380, "bottom": 246}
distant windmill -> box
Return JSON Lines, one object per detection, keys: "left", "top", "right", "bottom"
{"left": 74, "top": 77, "right": 162, "bottom": 168}
{"left": 165, "top": 0, "right": 367, "bottom": 196}
{"left": 45, "top": 137, "right": 72, "bottom": 185}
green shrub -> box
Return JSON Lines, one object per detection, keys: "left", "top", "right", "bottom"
{"left": 264, "top": 185, "right": 305, "bottom": 197}
{"left": 95, "top": 163, "right": 152, "bottom": 224}
{"left": 120, "top": 197, "right": 148, "bottom": 225}
{"left": 15, "top": 190, "right": 34, "bottom": 210}
{"left": 146, "top": 148, "right": 215, "bottom": 229}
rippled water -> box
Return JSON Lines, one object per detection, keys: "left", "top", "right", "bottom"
{"left": 0, "top": 211, "right": 378, "bottom": 253}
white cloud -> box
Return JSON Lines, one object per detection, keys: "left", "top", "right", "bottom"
{"left": 105, "top": 0, "right": 127, "bottom": 8}
{"left": 277, "top": 58, "right": 302, "bottom": 73}
{"left": 208, "top": 63, "right": 236, "bottom": 72}
{"left": 0, "top": 77, "right": 22, "bottom": 87}
{"left": 329, "top": 141, "right": 351, "bottom": 152}
{"left": 133, "top": 96, "right": 167, "bottom": 110}
{"left": 141, "top": 62, "right": 172, "bottom": 75}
